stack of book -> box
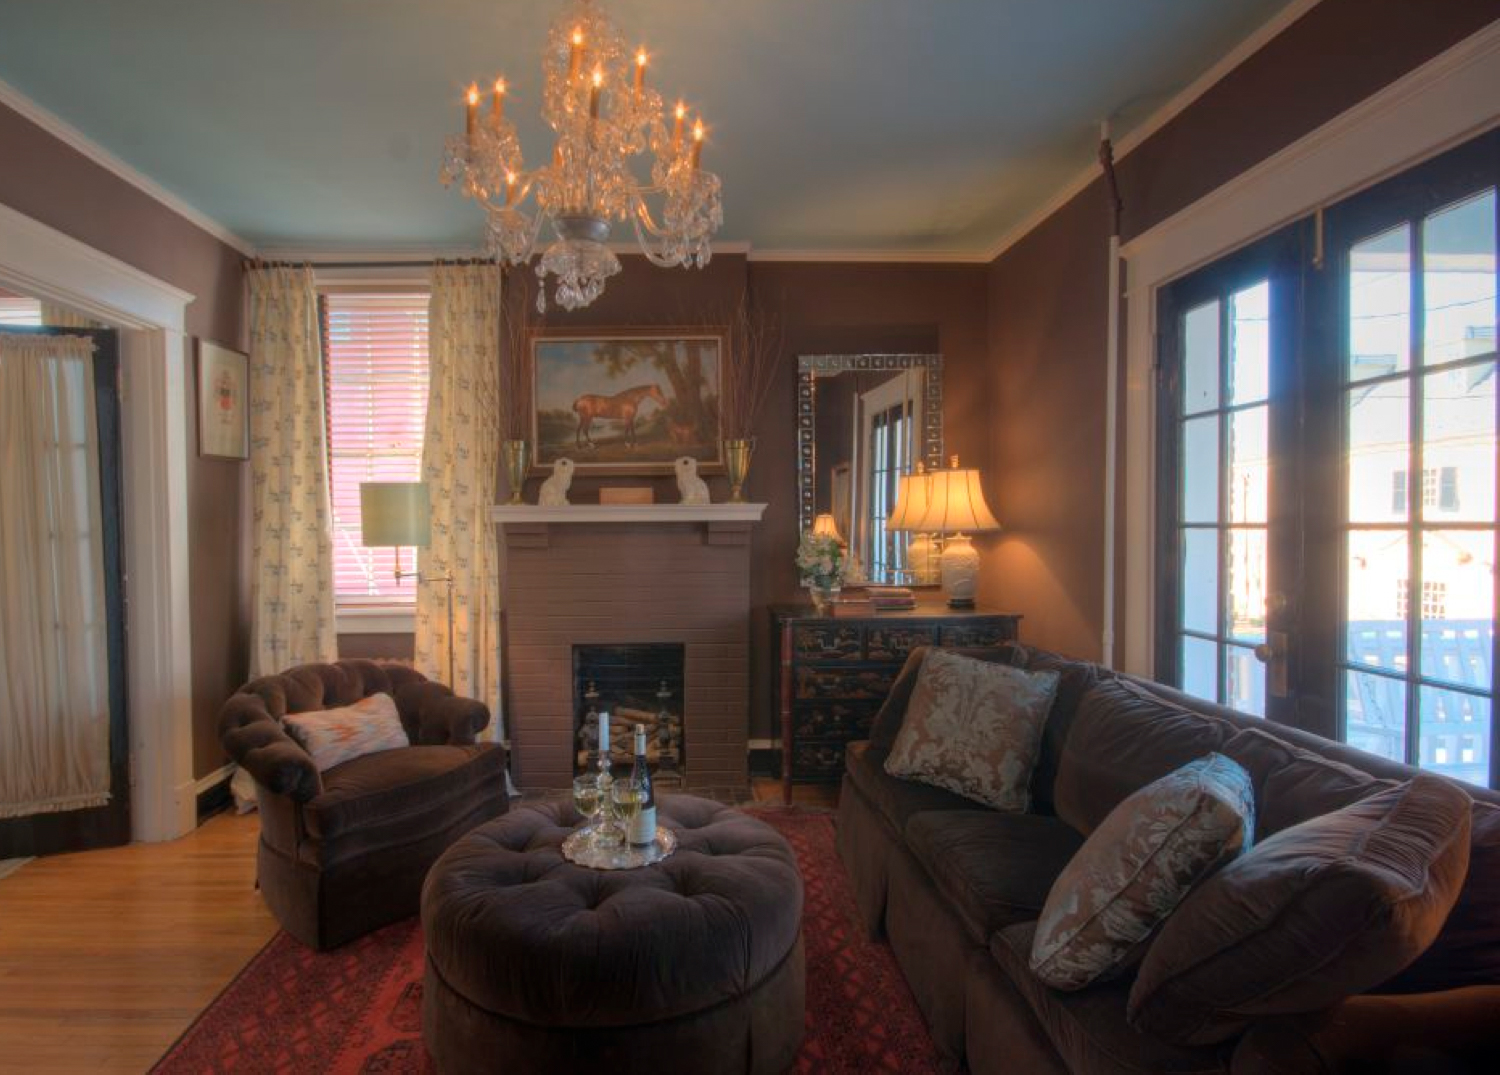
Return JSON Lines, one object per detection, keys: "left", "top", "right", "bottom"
{"left": 868, "top": 587, "right": 917, "bottom": 611}
{"left": 830, "top": 587, "right": 875, "bottom": 617}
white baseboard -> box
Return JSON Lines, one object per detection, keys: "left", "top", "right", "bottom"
{"left": 194, "top": 763, "right": 234, "bottom": 797}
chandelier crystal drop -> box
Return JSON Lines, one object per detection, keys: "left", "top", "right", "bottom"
{"left": 441, "top": 0, "right": 723, "bottom": 311}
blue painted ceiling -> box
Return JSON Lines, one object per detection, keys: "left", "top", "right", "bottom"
{"left": 0, "top": 0, "right": 1295, "bottom": 253}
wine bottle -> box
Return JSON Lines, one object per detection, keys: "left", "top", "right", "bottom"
{"left": 627, "top": 723, "right": 656, "bottom": 846}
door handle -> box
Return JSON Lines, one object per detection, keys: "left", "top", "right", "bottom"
{"left": 1254, "top": 630, "right": 1289, "bottom": 698}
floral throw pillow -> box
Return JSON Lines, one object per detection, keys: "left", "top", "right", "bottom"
{"left": 283, "top": 692, "right": 408, "bottom": 772}
{"left": 1029, "top": 753, "right": 1255, "bottom": 991}
{"left": 884, "top": 649, "right": 1060, "bottom": 811}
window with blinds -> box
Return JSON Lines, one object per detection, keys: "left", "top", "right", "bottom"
{"left": 0, "top": 294, "right": 42, "bottom": 325}
{"left": 321, "top": 292, "right": 430, "bottom": 606}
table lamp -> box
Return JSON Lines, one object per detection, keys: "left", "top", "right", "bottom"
{"left": 360, "top": 481, "right": 455, "bottom": 687}
{"left": 887, "top": 457, "right": 999, "bottom": 607}
{"left": 886, "top": 466, "right": 940, "bottom": 586}
{"left": 811, "top": 512, "right": 843, "bottom": 542}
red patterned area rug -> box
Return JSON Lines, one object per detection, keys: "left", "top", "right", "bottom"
{"left": 153, "top": 808, "right": 945, "bottom": 1074}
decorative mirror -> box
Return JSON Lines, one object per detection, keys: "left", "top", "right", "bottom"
{"left": 796, "top": 354, "right": 943, "bottom": 586}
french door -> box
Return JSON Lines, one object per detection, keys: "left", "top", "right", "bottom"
{"left": 1157, "top": 127, "right": 1499, "bottom": 789}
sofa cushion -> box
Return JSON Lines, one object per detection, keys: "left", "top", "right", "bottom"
{"left": 886, "top": 650, "right": 1060, "bottom": 811}
{"left": 904, "top": 809, "right": 1084, "bottom": 944}
{"left": 990, "top": 923, "right": 1228, "bottom": 1075}
{"left": 1052, "top": 678, "right": 1234, "bottom": 835}
{"left": 1129, "top": 775, "right": 1474, "bottom": 1046}
{"left": 1223, "top": 725, "right": 1500, "bottom": 993}
{"left": 283, "top": 692, "right": 408, "bottom": 772}
{"left": 1006, "top": 644, "right": 1112, "bottom": 813}
{"left": 868, "top": 645, "right": 1022, "bottom": 754}
{"left": 305, "top": 743, "right": 506, "bottom": 842}
{"left": 1031, "top": 754, "right": 1255, "bottom": 991}
{"left": 846, "top": 741, "right": 980, "bottom": 835}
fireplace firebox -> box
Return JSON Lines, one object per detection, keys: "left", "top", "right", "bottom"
{"left": 573, "top": 643, "right": 686, "bottom": 787}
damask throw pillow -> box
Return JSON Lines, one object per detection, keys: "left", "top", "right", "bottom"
{"left": 883, "top": 648, "right": 1060, "bottom": 811}
{"left": 283, "top": 693, "right": 408, "bottom": 772}
{"left": 1029, "top": 753, "right": 1255, "bottom": 991}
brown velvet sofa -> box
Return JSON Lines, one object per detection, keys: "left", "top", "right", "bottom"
{"left": 836, "top": 643, "right": 1500, "bottom": 1074}
{"left": 219, "top": 659, "right": 510, "bottom": 950}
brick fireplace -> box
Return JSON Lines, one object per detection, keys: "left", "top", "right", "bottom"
{"left": 494, "top": 504, "right": 765, "bottom": 792}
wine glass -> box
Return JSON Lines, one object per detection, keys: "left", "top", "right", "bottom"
{"left": 572, "top": 774, "right": 602, "bottom": 833}
{"left": 611, "top": 777, "right": 644, "bottom": 842}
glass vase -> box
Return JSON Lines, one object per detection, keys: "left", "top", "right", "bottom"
{"left": 501, "top": 439, "right": 531, "bottom": 505}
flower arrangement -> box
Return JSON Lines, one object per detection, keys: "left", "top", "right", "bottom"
{"left": 796, "top": 531, "right": 845, "bottom": 593}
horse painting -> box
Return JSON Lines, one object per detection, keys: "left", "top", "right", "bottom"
{"left": 572, "top": 383, "right": 668, "bottom": 449}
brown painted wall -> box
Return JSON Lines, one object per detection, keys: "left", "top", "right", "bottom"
{"left": 983, "top": 0, "right": 1500, "bottom": 663}
{"left": 0, "top": 102, "right": 249, "bottom": 779}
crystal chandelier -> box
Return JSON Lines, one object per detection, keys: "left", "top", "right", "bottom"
{"left": 441, "top": 0, "right": 723, "bottom": 312}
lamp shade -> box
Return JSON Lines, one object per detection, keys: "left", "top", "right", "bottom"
{"left": 811, "top": 512, "right": 842, "bottom": 541}
{"left": 904, "top": 462, "right": 1000, "bottom": 534}
{"left": 360, "top": 482, "right": 432, "bottom": 547}
{"left": 886, "top": 470, "right": 933, "bottom": 532}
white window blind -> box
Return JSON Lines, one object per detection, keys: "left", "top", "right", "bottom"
{"left": 322, "top": 292, "right": 430, "bottom": 606}
{"left": 0, "top": 295, "right": 42, "bottom": 326}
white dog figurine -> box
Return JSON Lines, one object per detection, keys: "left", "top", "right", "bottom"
{"left": 539, "top": 458, "right": 575, "bottom": 506}
{"left": 675, "top": 456, "right": 710, "bottom": 505}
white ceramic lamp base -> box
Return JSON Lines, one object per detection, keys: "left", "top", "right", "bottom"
{"left": 939, "top": 533, "right": 980, "bottom": 608}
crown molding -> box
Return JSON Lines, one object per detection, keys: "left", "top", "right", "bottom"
{"left": 746, "top": 247, "right": 989, "bottom": 264}
{"left": 0, "top": 75, "right": 256, "bottom": 257}
{"left": 979, "top": 0, "right": 1325, "bottom": 263}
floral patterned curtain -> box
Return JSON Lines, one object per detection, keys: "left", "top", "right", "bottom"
{"left": 418, "top": 264, "right": 502, "bottom": 740}
{"left": 247, "top": 265, "right": 337, "bottom": 675}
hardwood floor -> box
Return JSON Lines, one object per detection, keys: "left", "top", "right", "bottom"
{"left": 0, "top": 810, "right": 275, "bottom": 1074}
{"left": 0, "top": 777, "right": 836, "bottom": 1073}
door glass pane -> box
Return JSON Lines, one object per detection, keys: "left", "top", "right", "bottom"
{"left": 1227, "top": 528, "right": 1267, "bottom": 643}
{"left": 1419, "top": 686, "right": 1490, "bottom": 787}
{"left": 1183, "top": 300, "right": 1220, "bottom": 414}
{"left": 1346, "top": 530, "right": 1408, "bottom": 671}
{"left": 1346, "top": 669, "right": 1407, "bottom": 763}
{"left": 1422, "top": 363, "right": 1496, "bottom": 522}
{"left": 1228, "top": 406, "right": 1268, "bottom": 524}
{"left": 1349, "top": 223, "right": 1411, "bottom": 380}
{"left": 1181, "top": 634, "right": 1217, "bottom": 702}
{"left": 1419, "top": 530, "right": 1495, "bottom": 683}
{"left": 1422, "top": 189, "right": 1496, "bottom": 366}
{"left": 1182, "top": 529, "right": 1219, "bottom": 634}
{"left": 1229, "top": 282, "right": 1270, "bottom": 405}
{"left": 1182, "top": 416, "right": 1219, "bottom": 523}
{"left": 1224, "top": 644, "right": 1265, "bottom": 717}
{"left": 1348, "top": 379, "right": 1410, "bottom": 522}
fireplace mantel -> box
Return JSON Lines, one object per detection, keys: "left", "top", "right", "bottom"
{"left": 491, "top": 503, "right": 766, "bottom": 525}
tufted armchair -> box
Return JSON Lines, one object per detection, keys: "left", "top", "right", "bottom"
{"left": 219, "top": 659, "right": 510, "bottom": 950}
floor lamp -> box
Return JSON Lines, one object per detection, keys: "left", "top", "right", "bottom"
{"left": 360, "top": 481, "right": 456, "bottom": 688}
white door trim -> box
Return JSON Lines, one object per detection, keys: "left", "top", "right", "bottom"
{"left": 0, "top": 201, "right": 198, "bottom": 842}
{"left": 1118, "top": 22, "right": 1500, "bottom": 679}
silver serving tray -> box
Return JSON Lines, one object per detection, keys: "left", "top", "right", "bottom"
{"left": 561, "top": 824, "right": 678, "bottom": 870}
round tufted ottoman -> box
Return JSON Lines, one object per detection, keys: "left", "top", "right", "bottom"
{"left": 421, "top": 795, "right": 805, "bottom": 1075}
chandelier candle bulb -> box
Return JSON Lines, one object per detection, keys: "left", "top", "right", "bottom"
{"left": 465, "top": 84, "right": 479, "bottom": 143}
{"left": 505, "top": 171, "right": 517, "bottom": 206}
{"left": 569, "top": 28, "right": 583, "bottom": 78}
{"left": 672, "top": 101, "right": 686, "bottom": 151}
{"left": 690, "top": 120, "right": 704, "bottom": 169}
{"left": 589, "top": 68, "right": 603, "bottom": 119}
{"left": 634, "top": 49, "right": 647, "bottom": 94}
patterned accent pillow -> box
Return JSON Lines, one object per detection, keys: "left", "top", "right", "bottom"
{"left": 283, "top": 693, "right": 408, "bottom": 772}
{"left": 1029, "top": 753, "right": 1255, "bottom": 991}
{"left": 884, "top": 649, "right": 1060, "bottom": 811}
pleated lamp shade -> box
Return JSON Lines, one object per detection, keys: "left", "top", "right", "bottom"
{"left": 886, "top": 470, "right": 932, "bottom": 532}
{"left": 811, "top": 512, "right": 842, "bottom": 541}
{"left": 896, "top": 461, "right": 1000, "bottom": 534}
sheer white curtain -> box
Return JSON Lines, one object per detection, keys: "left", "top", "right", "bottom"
{"left": 247, "top": 265, "right": 337, "bottom": 675}
{"left": 418, "top": 264, "right": 503, "bottom": 741}
{"left": 0, "top": 333, "right": 111, "bottom": 818}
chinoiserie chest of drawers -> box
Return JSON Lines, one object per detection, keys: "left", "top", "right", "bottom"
{"left": 771, "top": 605, "right": 1021, "bottom": 803}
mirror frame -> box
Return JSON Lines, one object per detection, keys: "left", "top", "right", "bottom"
{"left": 795, "top": 353, "right": 944, "bottom": 540}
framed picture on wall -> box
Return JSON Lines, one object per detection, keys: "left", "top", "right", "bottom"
{"left": 530, "top": 328, "right": 725, "bottom": 474}
{"left": 196, "top": 339, "right": 249, "bottom": 460}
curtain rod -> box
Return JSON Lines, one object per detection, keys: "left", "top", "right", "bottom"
{"left": 244, "top": 258, "right": 499, "bottom": 270}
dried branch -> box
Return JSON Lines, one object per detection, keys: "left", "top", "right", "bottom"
{"left": 721, "top": 283, "right": 783, "bottom": 440}
{"left": 499, "top": 266, "right": 536, "bottom": 440}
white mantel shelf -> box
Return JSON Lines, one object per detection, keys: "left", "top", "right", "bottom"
{"left": 490, "top": 503, "right": 767, "bottom": 524}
